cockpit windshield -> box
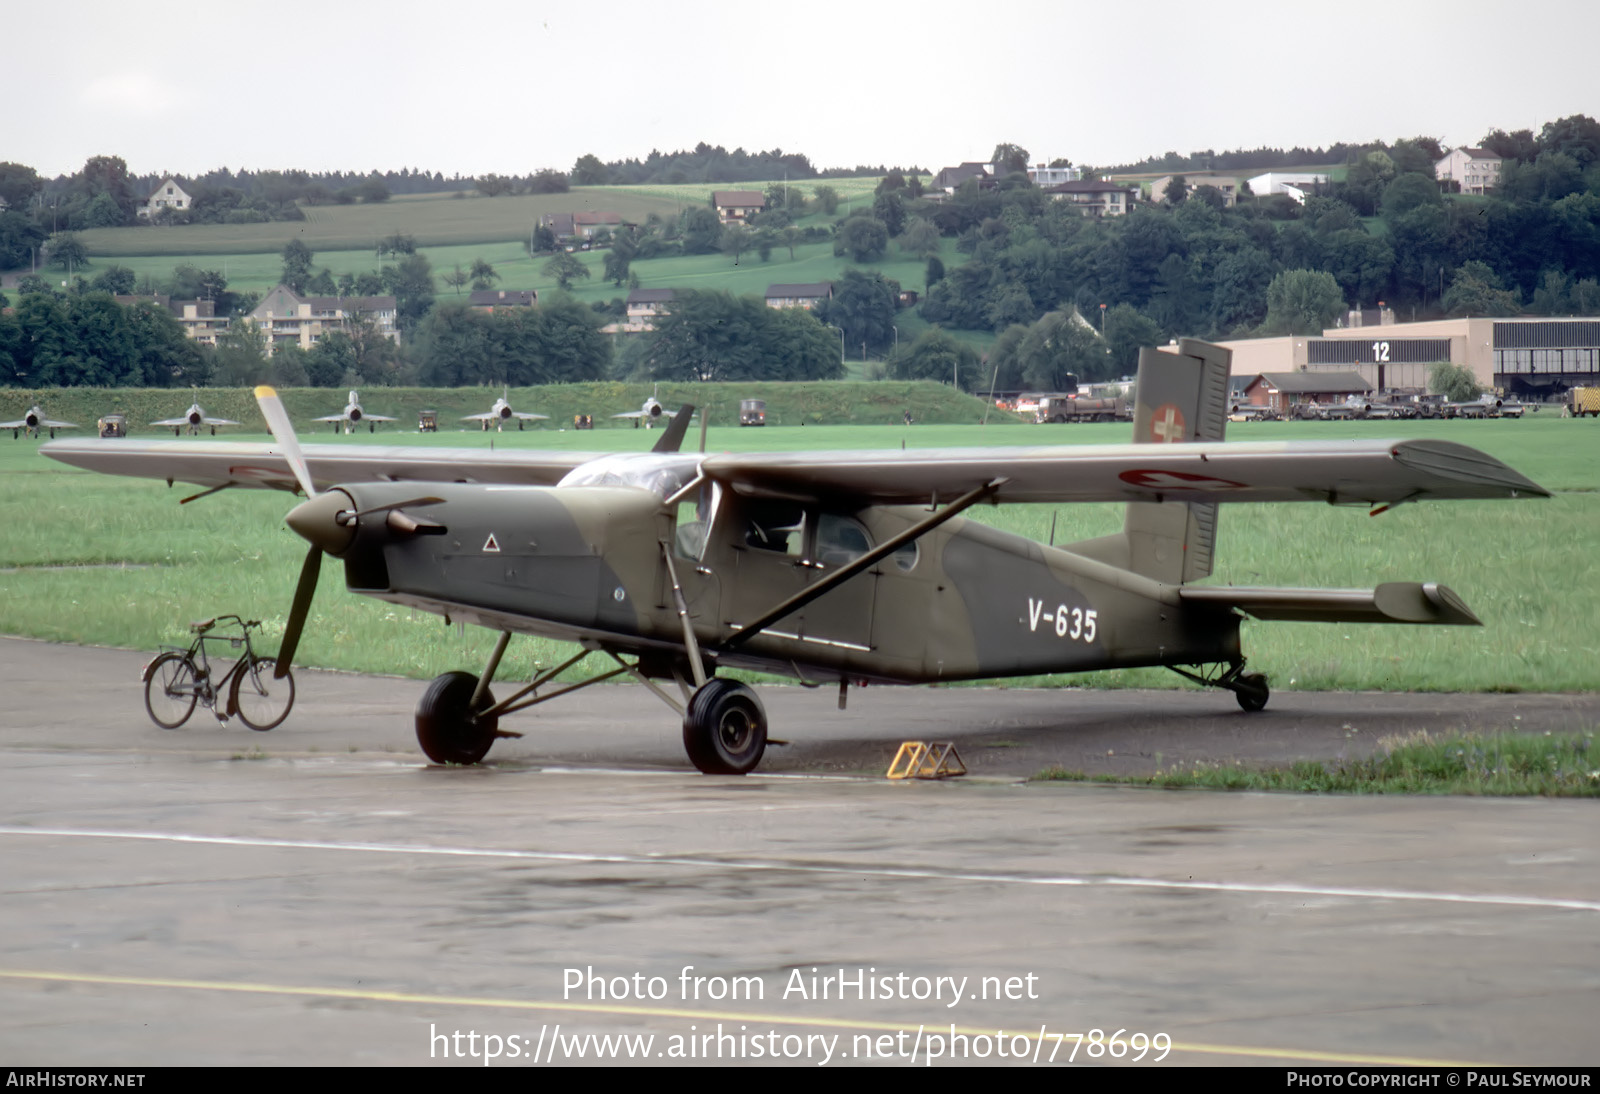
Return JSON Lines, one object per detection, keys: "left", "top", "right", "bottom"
{"left": 556, "top": 454, "right": 703, "bottom": 501}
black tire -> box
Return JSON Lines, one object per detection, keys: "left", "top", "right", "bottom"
{"left": 145, "top": 653, "right": 199, "bottom": 729}
{"left": 231, "top": 657, "right": 295, "bottom": 731}
{"left": 415, "top": 671, "right": 498, "bottom": 764}
{"left": 1235, "top": 672, "right": 1270, "bottom": 713}
{"left": 682, "top": 679, "right": 767, "bottom": 775}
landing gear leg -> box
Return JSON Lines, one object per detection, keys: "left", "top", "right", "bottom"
{"left": 1169, "top": 660, "right": 1270, "bottom": 713}
{"left": 682, "top": 679, "right": 767, "bottom": 775}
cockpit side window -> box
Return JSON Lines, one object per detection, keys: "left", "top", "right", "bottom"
{"left": 745, "top": 500, "right": 806, "bottom": 556}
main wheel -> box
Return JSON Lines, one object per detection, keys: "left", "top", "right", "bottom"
{"left": 682, "top": 679, "right": 767, "bottom": 775}
{"left": 231, "top": 657, "right": 295, "bottom": 731}
{"left": 415, "top": 671, "right": 499, "bottom": 764}
{"left": 144, "top": 653, "right": 199, "bottom": 729}
{"left": 1235, "top": 672, "right": 1270, "bottom": 713}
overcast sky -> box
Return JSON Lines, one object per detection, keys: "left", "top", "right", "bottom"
{"left": 9, "top": 0, "right": 1596, "bottom": 180}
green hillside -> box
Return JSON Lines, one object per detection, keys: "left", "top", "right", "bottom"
{"left": 5, "top": 380, "right": 1023, "bottom": 436}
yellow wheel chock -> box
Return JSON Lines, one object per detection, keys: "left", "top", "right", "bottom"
{"left": 886, "top": 741, "right": 967, "bottom": 780}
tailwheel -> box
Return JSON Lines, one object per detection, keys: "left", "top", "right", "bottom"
{"left": 1234, "top": 672, "right": 1270, "bottom": 713}
{"left": 682, "top": 679, "right": 767, "bottom": 775}
{"left": 415, "top": 671, "right": 499, "bottom": 764}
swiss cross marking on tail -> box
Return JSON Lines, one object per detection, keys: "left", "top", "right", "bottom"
{"left": 1149, "top": 403, "right": 1186, "bottom": 443}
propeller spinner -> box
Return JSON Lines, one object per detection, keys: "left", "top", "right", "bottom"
{"left": 253, "top": 387, "right": 442, "bottom": 678}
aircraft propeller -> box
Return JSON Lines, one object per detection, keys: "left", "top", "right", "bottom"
{"left": 253, "top": 386, "right": 442, "bottom": 678}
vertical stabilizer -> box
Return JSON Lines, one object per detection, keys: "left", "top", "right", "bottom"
{"left": 1063, "top": 339, "right": 1231, "bottom": 583}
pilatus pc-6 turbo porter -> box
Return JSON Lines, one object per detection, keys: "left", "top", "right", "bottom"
{"left": 42, "top": 340, "right": 1546, "bottom": 774}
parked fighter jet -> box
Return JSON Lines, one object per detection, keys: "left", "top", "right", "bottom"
{"left": 4, "top": 406, "right": 77, "bottom": 439}
{"left": 463, "top": 387, "right": 547, "bottom": 431}
{"left": 42, "top": 340, "right": 1547, "bottom": 775}
{"left": 315, "top": 391, "right": 396, "bottom": 434}
{"left": 153, "top": 404, "right": 240, "bottom": 436}
{"left": 613, "top": 394, "right": 675, "bottom": 428}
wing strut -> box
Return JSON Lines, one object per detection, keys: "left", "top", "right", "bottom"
{"left": 719, "top": 478, "right": 1008, "bottom": 652}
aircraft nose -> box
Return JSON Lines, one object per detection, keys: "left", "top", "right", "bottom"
{"left": 285, "top": 489, "right": 357, "bottom": 556}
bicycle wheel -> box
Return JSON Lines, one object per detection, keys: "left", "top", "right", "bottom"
{"left": 144, "top": 653, "right": 199, "bottom": 729}
{"left": 231, "top": 657, "right": 294, "bottom": 731}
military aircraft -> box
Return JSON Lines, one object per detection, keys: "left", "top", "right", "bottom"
{"left": 613, "top": 395, "right": 674, "bottom": 428}
{"left": 152, "top": 403, "right": 241, "bottom": 436}
{"left": 463, "top": 387, "right": 547, "bottom": 431}
{"left": 315, "top": 390, "right": 397, "bottom": 434}
{"left": 41, "top": 339, "right": 1547, "bottom": 775}
{"left": 4, "top": 406, "right": 77, "bottom": 439}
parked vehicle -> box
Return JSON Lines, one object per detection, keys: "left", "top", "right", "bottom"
{"left": 740, "top": 399, "right": 767, "bottom": 426}
{"left": 1567, "top": 387, "right": 1600, "bottom": 417}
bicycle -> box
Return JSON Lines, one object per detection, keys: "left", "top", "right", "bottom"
{"left": 142, "top": 615, "right": 295, "bottom": 731}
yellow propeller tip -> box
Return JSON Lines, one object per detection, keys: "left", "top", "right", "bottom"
{"left": 254, "top": 385, "right": 278, "bottom": 399}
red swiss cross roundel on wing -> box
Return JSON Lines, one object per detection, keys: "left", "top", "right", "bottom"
{"left": 1147, "top": 403, "right": 1187, "bottom": 443}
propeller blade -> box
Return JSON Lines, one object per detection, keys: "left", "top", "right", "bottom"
{"left": 254, "top": 385, "right": 318, "bottom": 499}
{"left": 276, "top": 543, "right": 321, "bottom": 677}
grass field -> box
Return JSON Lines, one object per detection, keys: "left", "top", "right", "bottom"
{"left": 1, "top": 415, "right": 1595, "bottom": 696}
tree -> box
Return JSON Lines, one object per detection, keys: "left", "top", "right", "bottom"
{"left": 542, "top": 251, "right": 590, "bottom": 290}
{"left": 469, "top": 258, "right": 500, "bottom": 291}
{"left": 1443, "top": 261, "right": 1520, "bottom": 317}
{"left": 1017, "top": 309, "right": 1111, "bottom": 388}
{"left": 0, "top": 162, "right": 41, "bottom": 211}
{"left": 475, "top": 173, "right": 515, "bottom": 197}
{"left": 872, "top": 190, "right": 906, "bottom": 237}
{"left": 888, "top": 327, "right": 981, "bottom": 390}
{"left": 528, "top": 170, "right": 569, "bottom": 194}
{"left": 1429, "top": 362, "right": 1481, "bottom": 401}
{"left": 813, "top": 185, "right": 839, "bottom": 215}
{"left": 1163, "top": 175, "right": 1188, "bottom": 204}
{"left": 990, "top": 143, "right": 1029, "bottom": 174}
{"left": 572, "top": 153, "right": 608, "bottom": 185}
{"left": 897, "top": 217, "right": 942, "bottom": 259}
{"left": 442, "top": 264, "right": 469, "bottom": 296}
{"left": 48, "top": 232, "right": 88, "bottom": 271}
{"left": 1260, "top": 269, "right": 1345, "bottom": 335}
{"left": 720, "top": 224, "right": 755, "bottom": 264}
{"left": 681, "top": 207, "right": 722, "bottom": 254}
{"left": 926, "top": 255, "right": 946, "bottom": 290}
{"left": 381, "top": 253, "right": 436, "bottom": 334}
{"left": 1100, "top": 303, "right": 1162, "bottom": 375}
{"left": 377, "top": 232, "right": 417, "bottom": 258}
{"left": 0, "top": 210, "right": 46, "bottom": 270}
{"left": 835, "top": 215, "right": 889, "bottom": 262}
{"left": 815, "top": 268, "right": 897, "bottom": 358}
{"left": 281, "top": 239, "right": 314, "bottom": 293}
{"left": 89, "top": 265, "right": 136, "bottom": 295}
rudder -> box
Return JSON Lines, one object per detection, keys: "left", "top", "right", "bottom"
{"left": 1063, "top": 338, "right": 1231, "bottom": 583}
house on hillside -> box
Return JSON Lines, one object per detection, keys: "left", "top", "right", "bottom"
{"left": 712, "top": 191, "right": 765, "bottom": 225}
{"left": 1025, "top": 163, "right": 1081, "bottom": 187}
{"left": 250, "top": 285, "right": 400, "bottom": 352}
{"left": 469, "top": 289, "right": 538, "bottom": 311}
{"left": 1043, "top": 179, "right": 1137, "bottom": 217}
{"left": 933, "top": 162, "right": 992, "bottom": 194}
{"left": 541, "top": 212, "right": 577, "bottom": 241}
{"left": 573, "top": 211, "right": 622, "bottom": 238}
{"left": 1146, "top": 173, "right": 1239, "bottom": 206}
{"left": 1434, "top": 148, "right": 1503, "bottom": 195}
{"left": 764, "top": 282, "right": 833, "bottom": 310}
{"left": 610, "top": 288, "right": 677, "bottom": 332}
{"left": 139, "top": 176, "right": 192, "bottom": 220}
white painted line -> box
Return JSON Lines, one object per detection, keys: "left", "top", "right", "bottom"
{"left": 2, "top": 825, "right": 1596, "bottom": 913}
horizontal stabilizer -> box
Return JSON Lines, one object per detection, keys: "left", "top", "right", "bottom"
{"left": 1179, "top": 582, "right": 1482, "bottom": 626}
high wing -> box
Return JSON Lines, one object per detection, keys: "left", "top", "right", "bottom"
{"left": 40, "top": 438, "right": 594, "bottom": 493}
{"left": 40, "top": 436, "right": 1546, "bottom": 505}
{"left": 699, "top": 439, "right": 1547, "bottom": 506}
